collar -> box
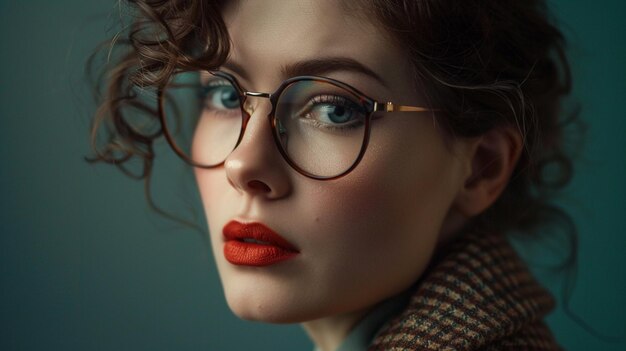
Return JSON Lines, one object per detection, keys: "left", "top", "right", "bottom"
{"left": 369, "top": 231, "right": 557, "bottom": 350}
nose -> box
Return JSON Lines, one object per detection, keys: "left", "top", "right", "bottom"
{"left": 224, "top": 98, "right": 292, "bottom": 199}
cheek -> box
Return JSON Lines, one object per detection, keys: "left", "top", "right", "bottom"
{"left": 306, "top": 156, "right": 450, "bottom": 257}
{"left": 195, "top": 169, "right": 223, "bottom": 213}
{"left": 311, "top": 119, "right": 458, "bottom": 240}
{"left": 298, "top": 124, "right": 461, "bottom": 308}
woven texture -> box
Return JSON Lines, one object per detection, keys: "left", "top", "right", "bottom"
{"left": 368, "top": 231, "right": 561, "bottom": 350}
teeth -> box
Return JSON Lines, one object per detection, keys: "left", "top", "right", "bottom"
{"left": 242, "top": 238, "right": 270, "bottom": 245}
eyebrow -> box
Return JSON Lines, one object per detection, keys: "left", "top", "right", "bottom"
{"left": 221, "top": 57, "right": 388, "bottom": 88}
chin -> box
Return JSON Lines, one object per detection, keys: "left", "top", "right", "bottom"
{"left": 225, "top": 292, "right": 313, "bottom": 324}
{"left": 221, "top": 277, "right": 334, "bottom": 324}
{"left": 216, "top": 256, "right": 325, "bottom": 324}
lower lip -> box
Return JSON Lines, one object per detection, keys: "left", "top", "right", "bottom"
{"left": 223, "top": 241, "right": 298, "bottom": 266}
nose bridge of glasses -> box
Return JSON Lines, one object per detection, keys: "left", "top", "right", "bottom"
{"left": 244, "top": 91, "right": 271, "bottom": 98}
{"left": 241, "top": 91, "right": 274, "bottom": 117}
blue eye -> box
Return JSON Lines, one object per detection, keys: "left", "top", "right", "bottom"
{"left": 314, "top": 104, "right": 354, "bottom": 124}
{"left": 301, "top": 95, "right": 366, "bottom": 130}
{"left": 201, "top": 84, "right": 240, "bottom": 111}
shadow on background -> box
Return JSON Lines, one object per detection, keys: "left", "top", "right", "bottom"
{"left": 0, "top": 1, "right": 624, "bottom": 350}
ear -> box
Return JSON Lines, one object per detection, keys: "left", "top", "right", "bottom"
{"left": 453, "top": 126, "right": 523, "bottom": 218}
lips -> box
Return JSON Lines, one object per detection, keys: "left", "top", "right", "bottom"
{"left": 222, "top": 220, "right": 299, "bottom": 266}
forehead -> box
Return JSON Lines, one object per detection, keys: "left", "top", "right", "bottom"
{"left": 222, "top": 0, "right": 409, "bottom": 88}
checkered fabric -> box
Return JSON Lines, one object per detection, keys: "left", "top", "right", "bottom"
{"left": 369, "top": 231, "right": 561, "bottom": 350}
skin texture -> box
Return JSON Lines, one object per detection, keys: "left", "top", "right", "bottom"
{"left": 194, "top": 1, "right": 522, "bottom": 350}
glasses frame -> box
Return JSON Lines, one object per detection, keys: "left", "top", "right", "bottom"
{"left": 157, "top": 69, "right": 433, "bottom": 180}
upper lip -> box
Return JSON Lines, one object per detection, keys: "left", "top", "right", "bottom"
{"left": 222, "top": 220, "right": 299, "bottom": 252}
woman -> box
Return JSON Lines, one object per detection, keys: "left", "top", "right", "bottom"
{"left": 90, "top": 0, "right": 575, "bottom": 349}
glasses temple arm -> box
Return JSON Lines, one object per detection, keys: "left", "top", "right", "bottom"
{"left": 373, "top": 101, "right": 433, "bottom": 113}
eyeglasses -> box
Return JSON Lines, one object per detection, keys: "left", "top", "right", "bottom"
{"left": 157, "top": 70, "right": 433, "bottom": 180}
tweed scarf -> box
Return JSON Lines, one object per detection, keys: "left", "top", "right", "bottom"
{"left": 368, "top": 231, "right": 562, "bottom": 350}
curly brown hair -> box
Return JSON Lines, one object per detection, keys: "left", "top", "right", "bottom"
{"left": 88, "top": 0, "right": 580, "bottom": 262}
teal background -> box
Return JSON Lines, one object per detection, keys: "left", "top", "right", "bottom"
{"left": 1, "top": 1, "right": 624, "bottom": 350}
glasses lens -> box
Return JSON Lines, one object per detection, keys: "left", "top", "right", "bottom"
{"left": 161, "top": 71, "right": 243, "bottom": 166}
{"left": 275, "top": 80, "right": 369, "bottom": 177}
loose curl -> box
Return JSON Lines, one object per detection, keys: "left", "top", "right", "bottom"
{"left": 88, "top": 0, "right": 580, "bottom": 267}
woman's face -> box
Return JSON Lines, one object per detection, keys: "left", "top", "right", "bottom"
{"left": 195, "top": 0, "right": 474, "bottom": 323}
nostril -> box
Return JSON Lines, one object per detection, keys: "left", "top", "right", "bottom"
{"left": 247, "top": 180, "right": 271, "bottom": 193}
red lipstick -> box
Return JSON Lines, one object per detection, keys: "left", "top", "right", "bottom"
{"left": 222, "top": 221, "right": 299, "bottom": 266}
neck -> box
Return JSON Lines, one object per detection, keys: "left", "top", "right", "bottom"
{"left": 301, "top": 306, "right": 372, "bottom": 351}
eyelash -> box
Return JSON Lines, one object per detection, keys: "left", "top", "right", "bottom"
{"left": 298, "top": 94, "right": 366, "bottom": 131}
